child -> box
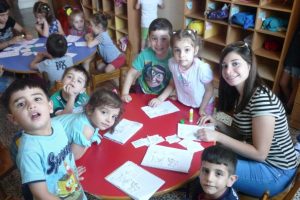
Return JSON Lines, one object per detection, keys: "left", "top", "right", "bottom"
{"left": 33, "top": 1, "right": 64, "bottom": 37}
{"left": 69, "top": 9, "right": 89, "bottom": 36}
{"left": 121, "top": 18, "right": 173, "bottom": 103}
{"left": 135, "top": 0, "right": 165, "bottom": 51}
{"left": 198, "top": 145, "right": 239, "bottom": 200}
{"left": 279, "top": 23, "right": 300, "bottom": 114}
{"left": 30, "top": 33, "right": 73, "bottom": 87}
{"left": 68, "top": 9, "right": 93, "bottom": 71}
{"left": 0, "top": 0, "right": 33, "bottom": 50}
{"left": 85, "top": 13, "right": 126, "bottom": 73}
{"left": 1, "top": 78, "right": 87, "bottom": 199}
{"left": 50, "top": 64, "right": 90, "bottom": 116}
{"left": 55, "top": 87, "right": 124, "bottom": 160}
{"left": 149, "top": 29, "right": 214, "bottom": 115}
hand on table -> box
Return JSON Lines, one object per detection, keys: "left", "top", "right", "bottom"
{"left": 196, "top": 127, "right": 219, "bottom": 142}
{"left": 148, "top": 97, "right": 162, "bottom": 107}
{"left": 121, "top": 94, "right": 132, "bottom": 103}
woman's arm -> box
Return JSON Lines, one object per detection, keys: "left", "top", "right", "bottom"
{"left": 13, "top": 22, "right": 33, "bottom": 40}
{"left": 198, "top": 115, "right": 275, "bottom": 161}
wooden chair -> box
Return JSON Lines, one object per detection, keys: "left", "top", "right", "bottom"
{"left": 240, "top": 166, "right": 300, "bottom": 200}
{"left": 90, "top": 42, "right": 132, "bottom": 92}
{"left": 0, "top": 142, "right": 16, "bottom": 200}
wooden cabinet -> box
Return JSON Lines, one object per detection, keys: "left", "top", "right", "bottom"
{"left": 290, "top": 83, "right": 300, "bottom": 129}
{"left": 183, "top": 0, "right": 300, "bottom": 92}
{"left": 81, "top": 0, "right": 140, "bottom": 55}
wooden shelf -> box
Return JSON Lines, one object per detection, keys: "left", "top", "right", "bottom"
{"left": 183, "top": 0, "right": 300, "bottom": 91}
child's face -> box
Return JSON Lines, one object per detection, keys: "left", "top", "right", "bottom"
{"left": 173, "top": 38, "right": 198, "bottom": 70}
{"left": 199, "top": 161, "right": 237, "bottom": 199}
{"left": 148, "top": 30, "right": 170, "bottom": 59}
{"left": 72, "top": 15, "right": 85, "bottom": 31}
{"left": 7, "top": 87, "right": 53, "bottom": 135}
{"left": 62, "top": 69, "right": 86, "bottom": 95}
{"left": 35, "top": 13, "right": 46, "bottom": 25}
{"left": 88, "top": 105, "right": 120, "bottom": 130}
{"left": 89, "top": 21, "right": 101, "bottom": 35}
{"left": 0, "top": 10, "right": 9, "bottom": 25}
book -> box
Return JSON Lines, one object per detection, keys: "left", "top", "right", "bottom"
{"left": 104, "top": 119, "right": 143, "bottom": 144}
{"left": 177, "top": 123, "right": 214, "bottom": 141}
{"left": 141, "top": 101, "right": 179, "bottom": 118}
{"left": 105, "top": 161, "right": 165, "bottom": 200}
{"left": 141, "top": 145, "right": 193, "bottom": 173}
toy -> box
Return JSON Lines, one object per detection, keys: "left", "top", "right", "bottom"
{"left": 188, "top": 20, "right": 204, "bottom": 35}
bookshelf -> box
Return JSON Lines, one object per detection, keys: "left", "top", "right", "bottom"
{"left": 81, "top": 0, "right": 140, "bottom": 55}
{"left": 183, "top": 0, "right": 300, "bottom": 92}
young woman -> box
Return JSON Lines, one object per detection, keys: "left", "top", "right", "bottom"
{"left": 197, "top": 41, "right": 298, "bottom": 197}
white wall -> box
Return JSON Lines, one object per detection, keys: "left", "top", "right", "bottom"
{"left": 157, "top": 0, "right": 184, "bottom": 30}
{"left": 18, "top": 0, "right": 37, "bottom": 9}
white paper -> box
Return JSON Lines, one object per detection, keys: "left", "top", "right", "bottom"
{"left": 179, "top": 139, "right": 204, "bottom": 153}
{"left": 104, "top": 119, "right": 143, "bottom": 144}
{"left": 34, "top": 43, "right": 45, "bottom": 47}
{"left": 141, "top": 101, "right": 179, "bottom": 118}
{"left": 0, "top": 51, "right": 19, "bottom": 58}
{"left": 165, "top": 134, "right": 181, "bottom": 144}
{"left": 132, "top": 138, "right": 150, "bottom": 148}
{"left": 141, "top": 145, "right": 193, "bottom": 173}
{"left": 105, "top": 161, "right": 165, "bottom": 200}
{"left": 66, "top": 52, "right": 77, "bottom": 58}
{"left": 177, "top": 123, "right": 214, "bottom": 141}
{"left": 74, "top": 41, "right": 88, "bottom": 47}
{"left": 66, "top": 35, "right": 81, "bottom": 43}
{"left": 17, "top": 38, "right": 38, "bottom": 45}
{"left": 147, "top": 134, "right": 165, "bottom": 145}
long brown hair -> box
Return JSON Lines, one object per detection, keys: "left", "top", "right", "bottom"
{"left": 218, "top": 41, "right": 264, "bottom": 113}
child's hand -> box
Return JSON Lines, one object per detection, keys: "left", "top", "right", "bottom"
{"left": 121, "top": 94, "right": 132, "bottom": 103}
{"left": 85, "top": 33, "right": 93, "bottom": 41}
{"left": 63, "top": 84, "right": 79, "bottom": 98}
{"left": 0, "top": 65, "right": 4, "bottom": 77}
{"left": 148, "top": 98, "right": 162, "bottom": 107}
{"left": 77, "top": 165, "right": 86, "bottom": 181}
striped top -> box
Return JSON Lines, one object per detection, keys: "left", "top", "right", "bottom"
{"left": 233, "top": 86, "right": 298, "bottom": 169}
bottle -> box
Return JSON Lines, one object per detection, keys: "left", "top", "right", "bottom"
{"left": 189, "top": 108, "right": 194, "bottom": 123}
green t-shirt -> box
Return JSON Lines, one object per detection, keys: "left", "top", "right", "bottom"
{"left": 50, "top": 90, "right": 89, "bottom": 116}
{"left": 132, "top": 48, "right": 172, "bottom": 94}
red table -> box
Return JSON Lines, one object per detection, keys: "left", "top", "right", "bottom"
{"left": 76, "top": 94, "right": 213, "bottom": 199}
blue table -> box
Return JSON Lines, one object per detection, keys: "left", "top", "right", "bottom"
{"left": 0, "top": 37, "right": 96, "bottom": 74}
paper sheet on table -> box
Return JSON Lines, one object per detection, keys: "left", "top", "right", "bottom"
{"left": 177, "top": 123, "right": 214, "bottom": 141}
{"left": 0, "top": 51, "right": 19, "bottom": 58}
{"left": 179, "top": 139, "right": 204, "bottom": 153}
{"left": 104, "top": 119, "right": 143, "bottom": 144}
{"left": 141, "top": 145, "right": 193, "bottom": 173}
{"left": 74, "top": 41, "right": 88, "bottom": 47}
{"left": 66, "top": 52, "right": 77, "bottom": 58}
{"left": 141, "top": 101, "right": 179, "bottom": 118}
{"left": 105, "top": 161, "right": 165, "bottom": 200}
{"left": 165, "top": 134, "right": 181, "bottom": 144}
{"left": 66, "top": 35, "right": 81, "bottom": 43}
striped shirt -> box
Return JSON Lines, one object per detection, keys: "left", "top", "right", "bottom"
{"left": 233, "top": 86, "right": 298, "bottom": 169}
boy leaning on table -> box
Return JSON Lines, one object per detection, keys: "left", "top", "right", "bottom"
{"left": 1, "top": 78, "right": 87, "bottom": 200}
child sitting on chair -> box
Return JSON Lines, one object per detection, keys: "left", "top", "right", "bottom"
{"left": 1, "top": 78, "right": 87, "bottom": 199}
{"left": 197, "top": 145, "right": 239, "bottom": 200}
{"left": 30, "top": 33, "right": 73, "bottom": 87}
{"left": 33, "top": 1, "right": 64, "bottom": 37}
{"left": 55, "top": 87, "right": 124, "bottom": 160}
{"left": 50, "top": 64, "right": 90, "bottom": 116}
{"left": 0, "top": 0, "right": 33, "bottom": 50}
{"left": 85, "top": 13, "right": 126, "bottom": 73}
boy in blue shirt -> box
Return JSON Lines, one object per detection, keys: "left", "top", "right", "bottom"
{"left": 197, "top": 145, "right": 239, "bottom": 200}
{"left": 30, "top": 33, "right": 73, "bottom": 87}
{"left": 50, "top": 64, "right": 90, "bottom": 116}
{"left": 121, "top": 18, "right": 173, "bottom": 103}
{"left": 1, "top": 78, "right": 87, "bottom": 200}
